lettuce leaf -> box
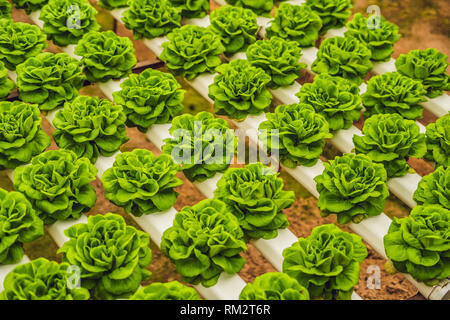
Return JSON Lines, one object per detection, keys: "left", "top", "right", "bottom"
{"left": 168, "top": 0, "right": 209, "bottom": 18}
{"left": 424, "top": 113, "right": 450, "bottom": 167}
{"left": 11, "top": 0, "right": 48, "bottom": 14}
{"left": 0, "top": 61, "right": 14, "bottom": 100}
{"left": 0, "top": 0, "right": 11, "bottom": 19}
{"left": 225, "top": 0, "right": 274, "bottom": 16}
{"left": 130, "top": 281, "right": 200, "bottom": 300}
{"left": 414, "top": 166, "right": 450, "bottom": 210}
{"left": 306, "top": 0, "right": 352, "bottom": 33}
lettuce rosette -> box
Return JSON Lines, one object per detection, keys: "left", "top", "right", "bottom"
{"left": 162, "top": 111, "right": 235, "bottom": 182}
{"left": 0, "top": 258, "right": 90, "bottom": 300}
{"left": 225, "top": 0, "right": 274, "bottom": 16}
{"left": 395, "top": 48, "right": 450, "bottom": 98}
{"left": 0, "top": 0, "right": 11, "bottom": 19}
{"left": 424, "top": 113, "right": 450, "bottom": 167}
{"left": 0, "top": 101, "right": 51, "bottom": 169}
{"left": 414, "top": 166, "right": 450, "bottom": 210}
{"left": 283, "top": 224, "right": 367, "bottom": 300}
{"left": 0, "top": 61, "right": 14, "bottom": 100}
{"left": 259, "top": 104, "right": 332, "bottom": 168}
{"left": 161, "top": 199, "right": 247, "bottom": 287}
{"left": 52, "top": 95, "right": 129, "bottom": 163}
{"left": 58, "top": 213, "right": 152, "bottom": 300}
{"left": 266, "top": 3, "right": 322, "bottom": 48}
{"left": 384, "top": 205, "right": 450, "bottom": 285}
{"left": 122, "top": 0, "right": 181, "bottom": 40}
{"left": 305, "top": 0, "right": 352, "bottom": 33}
{"left": 102, "top": 149, "right": 183, "bottom": 217}
{"left": 16, "top": 52, "right": 85, "bottom": 111}
{"left": 296, "top": 74, "right": 362, "bottom": 131}
{"left": 11, "top": 0, "right": 47, "bottom": 14}
{"left": 208, "top": 59, "right": 272, "bottom": 120}
{"left": 353, "top": 114, "right": 427, "bottom": 178}
{"left": 112, "top": 69, "right": 185, "bottom": 132}
{"left": 314, "top": 153, "right": 389, "bottom": 224}
{"left": 0, "top": 188, "right": 43, "bottom": 265}
{"left": 240, "top": 272, "right": 310, "bottom": 300}
{"left": 13, "top": 149, "right": 97, "bottom": 225}
{"left": 209, "top": 5, "right": 258, "bottom": 56}
{"left": 169, "top": 0, "right": 209, "bottom": 18}
{"left": 246, "top": 37, "right": 306, "bottom": 88}
{"left": 362, "top": 72, "right": 427, "bottom": 120}
{"left": 214, "top": 163, "right": 294, "bottom": 240}
{"left": 130, "top": 281, "right": 200, "bottom": 300}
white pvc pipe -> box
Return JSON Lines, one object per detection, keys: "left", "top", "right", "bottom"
{"left": 0, "top": 255, "right": 30, "bottom": 291}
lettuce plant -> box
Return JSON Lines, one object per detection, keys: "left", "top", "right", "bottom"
{"left": 395, "top": 48, "right": 450, "bottom": 98}
{"left": 97, "top": 0, "right": 127, "bottom": 10}
{"left": 384, "top": 205, "right": 450, "bottom": 285}
{"left": 314, "top": 153, "right": 389, "bottom": 224}
{"left": 283, "top": 224, "right": 367, "bottom": 300}
{"left": 0, "top": 0, "right": 11, "bottom": 19}
{"left": 246, "top": 37, "right": 306, "bottom": 88}
{"left": 240, "top": 272, "right": 310, "bottom": 300}
{"left": 414, "top": 166, "right": 450, "bottom": 210}
{"left": 0, "top": 188, "right": 43, "bottom": 265}
{"left": 58, "top": 213, "right": 152, "bottom": 300}
{"left": 305, "top": 0, "right": 352, "bottom": 33}
{"left": 312, "top": 36, "right": 373, "bottom": 85}
{"left": 13, "top": 149, "right": 97, "bottom": 225}
{"left": 209, "top": 5, "right": 258, "bottom": 56}
{"left": 424, "top": 113, "right": 450, "bottom": 167}
{"left": 266, "top": 3, "right": 322, "bottom": 48}
{"left": 0, "top": 61, "right": 14, "bottom": 100}
{"left": 225, "top": 0, "right": 273, "bottom": 16}
{"left": 161, "top": 199, "right": 247, "bottom": 287}
{"left": 214, "top": 163, "right": 294, "bottom": 240}
{"left": 0, "top": 258, "right": 90, "bottom": 300}
{"left": 102, "top": 149, "right": 183, "bottom": 217}
{"left": 208, "top": 59, "right": 272, "bottom": 120}
{"left": 160, "top": 25, "right": 224, "bottom": 80}
{"left": 112, "top": 69, "right": 185, "bottom": 132}
{"left": 16, "top": 52, "right": 85, "bottom": 111}
{"left": 345, "top": 13, "right": 401, "bottom": 62}
{"left": 122, "top": 0, "right": 182, "bottom": 40}
{"left": 169, "top": 0, "right": 209, "bottom": 18}
{"left": 75, "top": 31, "right": 136, "bottom": 83}
{"left": 53, "top": 95, "right": 129, "bottom": 163}
{"left": 362, "top": 72, "right": 427, "bottom": 120}
{"left": 162, "top": 112, "right": 235, "bottom": 182}
{"left": 0, "top": 101, "right": 51, "bottom": 169}
{"left": 353, "top": 114, "right": 427, "bottom": 178}
{"left": 296, "top": 74, "right": 362, "bottom": 131}
{"left": 259, "top": 104, "right": 332, "bottom": 168}
{"left": 130, "top": 281, "right": 200, "bottom": 300}
{"left": 11, "top": 0, "right": 48, "bottom": 14}
{"left": 40, "top": 0, "right": 100, "bottom": 47}
{"left": 0, "top": 20, "right": 48, "bottom": 70}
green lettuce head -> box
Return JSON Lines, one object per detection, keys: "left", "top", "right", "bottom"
{"left": 40, "top": 0, "right": 100, "bottom": 47}
{"left": 214, "top": 163, "right": 294, "bottom": 240}
{"left": 0, "top": 19, "right": 48, "bottom": 70}
{"left": 395, "top": 48, "right": 450, "bottom": 98}
{"left": 345, "top": 13, "right": 401, "bottom": 62}
{"left": 0, "top": 101, "right": 51, "bottom": 169}
{"left": 247, "top": 37, "right": 306, "bottom": 88}
{"left": 58, "top": 213, "right": 152, "bottom": 300}
{"left": 0, "top": 61, "right": 14, "bottom": 100}
{"left": 259, "top": 104, "right": 332, "bottom": 168}
{"left": 0, "top": 258, "right": 90, "bottom": 300}
{"left": 168, "top": 0, "right": 209, "bottom": 18}
{"left": 314, "top": 153, "right": 389, "bottom": 224}
{"left": 161, "top": 199, "right": 247, "bottom": 287}
{"left": 208, "top": 59, "right": 272, "bottom": 120}
{"left": 112, "top": 69, "right": 185, "bottom": 132}
{"left": 130, "top": 281, "right": 200, "bottom": 300}
{"left": 209, "top": 5, "right": 258, "bottom": 57}
{"left": 312, "top": 36, "right": 372, "bottom": 85}
{"left": 424, "top": 113, "right": 450, "bottom": 167}
{"left": 240, "top": 272, "right": 310, "bottom": 300}
{"left": 52, "top": 95, "right": 129, "bottom": 163}
{"left": 97, "top": 0, "right": 127, "bottom": 10}
{"left": 283, "top": 224, "right": 367, "bottom": 300}
{"left": 362, "top": 72, "right": 427, "bottom": 120}
{"left": 122, "top": 0, "right": 182, "bottom": 40}
{"left": 0, "top": 0, "right": 11, "bottom": 19}
{"left": 384, "top": 205, "right": 450, "bottom": 285}
{"left": 414, "top": 166, "right": 450, "bottom": 210}
{"left": 160, "top": 25, "right": 224, "bottom": 80}
{"left": 0, "top": 188, "right": 43, "bottom": 265}
{"left": 353, "top": 113, "right": 427, "bottom": 178}
{"left": 296, "top": 74, "right": 362, "bottom": 131}
{"left": 102, "top": 149, "right": 183, "bottom": 217}
{"left": 11, "top": 0, "right": 48, "bottom": 14}
{"left": 162, "top": 111, "right": 235, "bottom": 182}
{"left": 266, "top": 3, "right": 322, "bottom": 48}
{"left": 13, "top": 149, "right": 97, "bottom": 225}
{"left": 225, "top": 0, "right": 274, "bottom": 16}
{"left": 306, "top": 0, "right": 352, "bottom": 33}
{"left": 16, "top": 52, "right": 85, "bottom": 111}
